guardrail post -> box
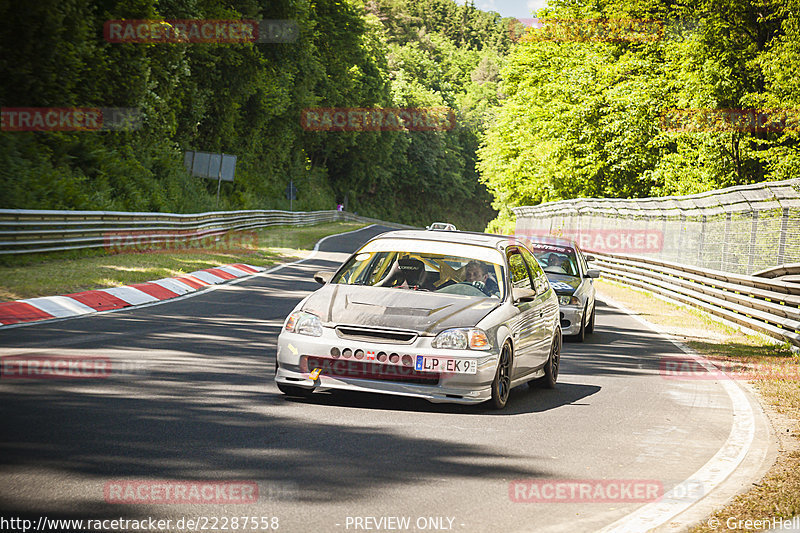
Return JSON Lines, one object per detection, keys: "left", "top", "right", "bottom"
{"left": 777, "top": 207, "right": 789, "bottom": 265}
{"left": 697, "top": 215, "right": 706, "bottom": 268}
{"left": 747, "top": 210, "right": 759, "bottom": 274}
{"left": 677, "top": 214, "right": 686, "bottom": 264}
{"left": 721, "top": 212, "right": 732, "bottom": 271}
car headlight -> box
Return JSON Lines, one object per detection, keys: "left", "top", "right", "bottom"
{"left": 284, "top": 311, "right": 323, "bottom": 337}
{"left": 559, "top": 295, "right": 580, "bottom": 306}
{"left": 432, "top": 328, "right": 490, "bottom": 350}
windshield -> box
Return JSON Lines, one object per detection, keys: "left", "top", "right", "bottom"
{"left": 530, "top": 244, "right": 580, "bottom": 277}
{"left": 333, "top": 250, "right": 505, "bottom": 299}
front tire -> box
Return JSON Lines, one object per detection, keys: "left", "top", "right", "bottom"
{"left": 586, "top": 303, "right": 595, "bottom": 334}
{"left": 572, "top": 304, "right": 587, "bottom": 342}
{"left": 489, "top": 343, "right": 513, "bottom": 410}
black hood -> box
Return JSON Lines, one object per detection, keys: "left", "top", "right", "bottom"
{"left": 545, "top": 273, "right": 581, "bottom": 294}
{"left": 302, "top": 284, "right": 500, "bottom": 335}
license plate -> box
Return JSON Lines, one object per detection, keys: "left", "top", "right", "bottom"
{"left": 415, "top": 355, "right": 477, "bottom": 374}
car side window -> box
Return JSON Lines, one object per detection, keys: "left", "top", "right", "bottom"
{"left": 520, "top": 247, "right": 549, "bottom": 295}
{"left": 507, "top": 249, "right": 533, "bottom": 290}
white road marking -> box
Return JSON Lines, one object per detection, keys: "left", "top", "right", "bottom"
{"left": 598, "top": 298, "right": 756, "bottom": 533}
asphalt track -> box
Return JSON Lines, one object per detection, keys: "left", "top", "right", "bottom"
{"left": 0, "top": 225, "right": 775, "bottom": 533}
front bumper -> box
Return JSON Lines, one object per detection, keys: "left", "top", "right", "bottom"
{"left": 275, "top": 328, "right": 499, "bottom": 404}
{"left": 559, "top": 305, "right": 585, "bottom": 335}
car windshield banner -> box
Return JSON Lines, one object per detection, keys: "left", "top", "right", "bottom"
{"left": 530, "top": 244, "right": 574, "bottom": 255}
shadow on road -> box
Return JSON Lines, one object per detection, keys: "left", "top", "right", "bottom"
{"left": 280, "top": 381, "right": 602, "bottom": 416}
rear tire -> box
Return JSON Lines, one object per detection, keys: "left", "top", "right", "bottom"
{"left": 532, "top": 331, "right": 561, "bottom": 389}
{"left": 542, "top": 332, "right": 561, "bottom": 388}
{"left": 489, "top": 343, "right": 513, "bottom": 410}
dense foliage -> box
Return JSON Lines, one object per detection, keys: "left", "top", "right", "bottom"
{"left": 5, "top": 0, "right": 795, "bottom": 232}
{"left": 479, "top": 0, "right": 800, "bottom": 227}
{"left": 0, "top": 0, "right": 512, "bottom": 230}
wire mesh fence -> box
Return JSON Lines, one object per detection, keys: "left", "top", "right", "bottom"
{"left": 512, "top": 178, "right": 800, "bottom": 276}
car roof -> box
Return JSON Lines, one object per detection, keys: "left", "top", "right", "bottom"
{"left": 524, "top": 235, "right": 580, "bottom": 249}
{"left": 426, "top": 222, "right": 457, "bottom": 230}
{"left": 370, "top": 229, "right": 513, "bottom": 249}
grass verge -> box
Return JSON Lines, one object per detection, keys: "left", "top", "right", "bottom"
{"left": 594, "top": 279, "right": 800, "bottom": 532}
{"left": 0, "top": 222, "right": 367, "bottom": 301}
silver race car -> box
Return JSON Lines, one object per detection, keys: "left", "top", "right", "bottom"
{"left": 275, "top": 230, "right": 561, "bottom": 409}
{"left": 526, "top": 237, "right": 600, "bottom": 342}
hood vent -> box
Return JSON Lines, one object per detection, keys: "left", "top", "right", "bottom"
{"left": 335, "top": 325, "right": 418, "bottom": 344}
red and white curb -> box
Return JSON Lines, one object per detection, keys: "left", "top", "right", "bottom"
{"left": 0, "top": 264, "right": 265, "bottom": 327}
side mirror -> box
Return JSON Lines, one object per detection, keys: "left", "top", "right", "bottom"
{"left": 585, "top": 269, "right": 600, "bottom": 279}
{"left": 585, "top": 254, "right": 596, "bottom": 262}
{"left": 512, "top": 287, "right": 537, "bottom": 303}
{"left": 314, "top": 271, "right": 335, "bottom": 284}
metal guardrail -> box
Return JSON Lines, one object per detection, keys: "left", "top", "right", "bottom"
{"left": 753, "top": 263, "right": 800, "bottom": 284}
{"left": 593, "top": 251, "right": 800, "bottom": 347}
{"left": 0, "top": 209, "right": 415, "bottom": 255}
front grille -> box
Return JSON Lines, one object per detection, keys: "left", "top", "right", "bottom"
{"left": 303, "top": 356, "right": 439, "bottom": 385}
{"left": 335, "top": 325, "right": 418, "bottom": 344}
